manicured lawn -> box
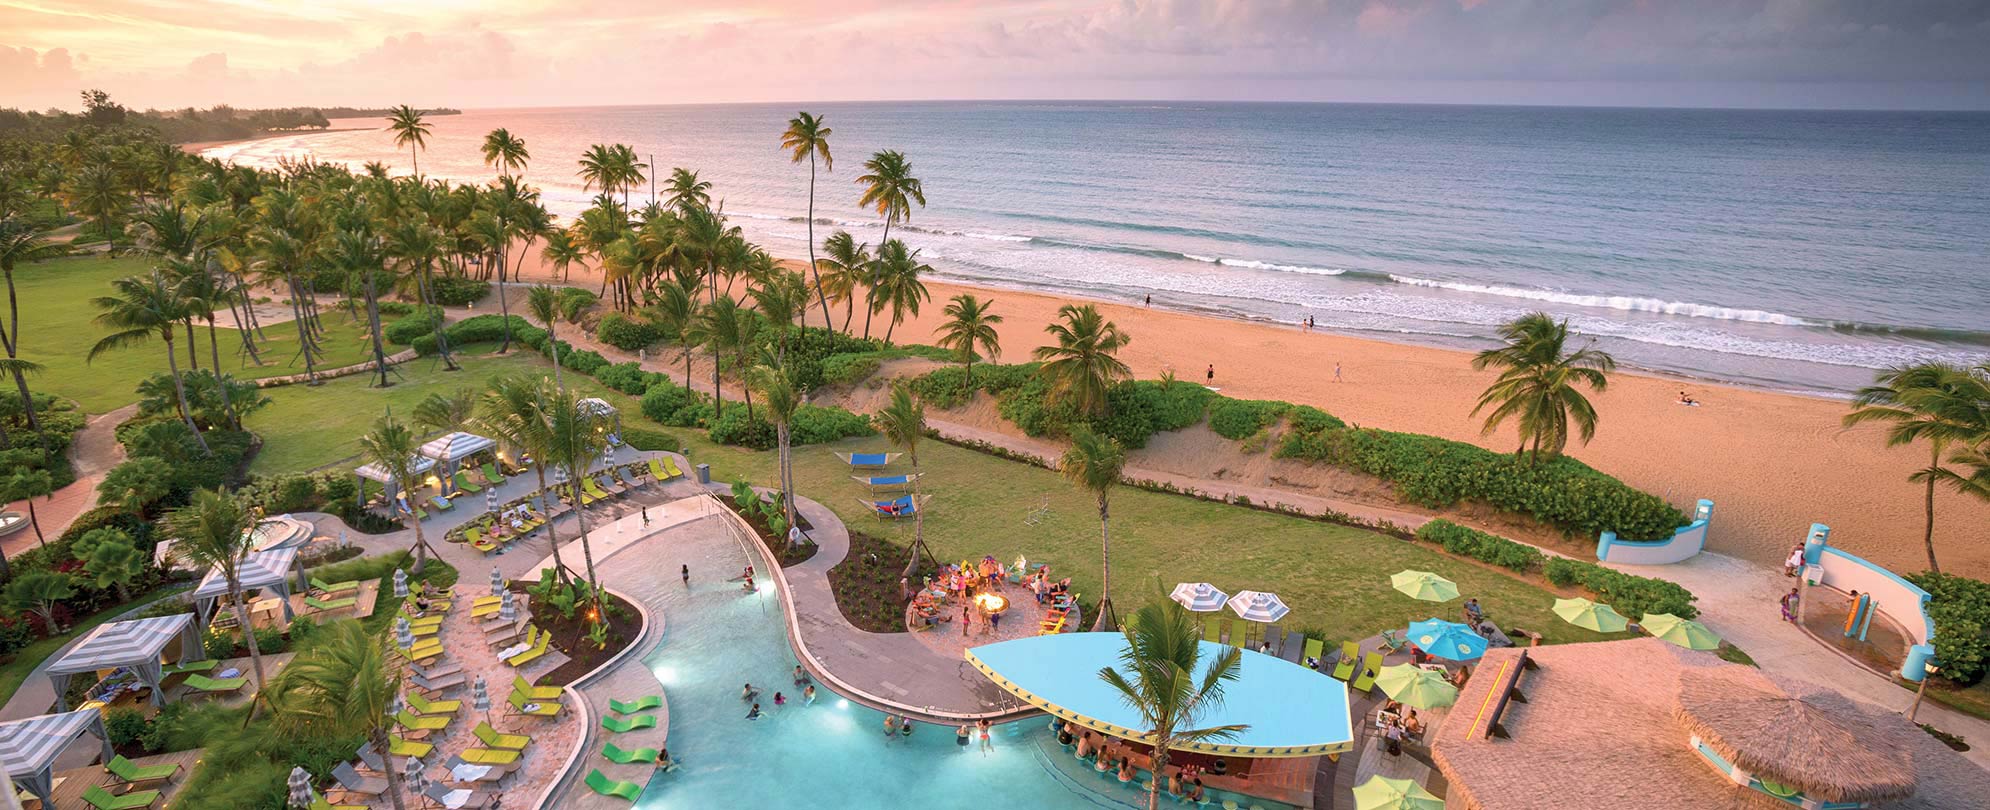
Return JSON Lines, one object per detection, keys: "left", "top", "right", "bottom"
{"left": 12, "top": 255, "right": 379, "bottom": 413}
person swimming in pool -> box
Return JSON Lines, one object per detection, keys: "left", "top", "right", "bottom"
{"left": 773, "top": 692, "right": 786, "bottom": 706}
{"left": 745, "top": 703, "right": 762, "bottom": 720}
{"left": 900, "top": 717, "right": 913, "bottom": 736}
{"left": 884, "top": 714, "right": 899, "bottom": 738}
{"left": 742, "top": 683, "right": 760, "bottom": 701}
{"left": 957, "top": 724, "right": 971, "bottom": 747}
{"left": 803, "top": 684, "right": 817, "bottom": 704}
{"left": 793, "top": 665, "right": 810, "bottom": 686}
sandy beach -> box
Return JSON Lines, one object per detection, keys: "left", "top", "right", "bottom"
{"left": 502, "top": 251, "right": 1990, "bottom": 577}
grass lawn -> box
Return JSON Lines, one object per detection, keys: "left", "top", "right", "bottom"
{"left": 13, "top": 255, "right": 380, "bottom": 413}
{"left": 0, "top": 585, "right": 187, "bottom": 709}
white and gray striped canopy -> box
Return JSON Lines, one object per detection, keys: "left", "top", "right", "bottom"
{"left": 47, "top": 613, "right": 204, "bottom": 710}
{"left": 419, "top": 431, "right": 496, "bottom": 467}
{"left": 191, "top": 544, "right": 302, "bottom": 625}
{"left": 0, "top": 709, "right": 112, "bottom": 805}
{"left": 354, "top": 455, "right": 436, "bottom": 485}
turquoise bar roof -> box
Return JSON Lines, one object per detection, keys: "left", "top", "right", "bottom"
{"left": 967, "top": 633, "right": 1354, "bottom": 757}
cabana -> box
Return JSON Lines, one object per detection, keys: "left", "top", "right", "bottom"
{"left": 0, "top": 709, "right": 114, "bottom": 807}
{"left": 46, "top": 614, "right": 205, "bottom": 710}
{"left": 836, "top": 451, "right": 900, "bottom": 469}
{"left": 850, "top": 473, "right": 922, "bottom": 492}
{"left": 420, "top": 431, "right": 497, "bottom": 493}
{"left": 190, "top": 544, "right": 302, "bottom": 626}
{"left": 355, "top": 454, "right": 437, "bottom": 508}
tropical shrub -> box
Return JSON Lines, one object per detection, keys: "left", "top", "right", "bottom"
{"left": 383, "top": 307, "right": 442, "bottom": 345}
{"left": 1543, "top": 557, "right": 1697, "bottom": 619}
{"left": 1415, "top": 520, "right": 1546, "bottom": 572}
{"left": 1905, "top": 571, "right": 1990, "bottom": 686}
{"left": 428, "top": 276, "right": 490, "bottom": 307}
{"left": 595, "top": 363, "right": 660, "bottom": 396}
{"left": 640, "top": 381, "right": 701, "bottom": 426}
{"left": 1209, "top": 398, "right": 1290, "bottom": 440}
{"left": 820, "top": 354, "right": 881, "bottom": 387}
{"left": 790, "top": 405, "right": 875, "bottom": 445}
{"left": 596, "top": 313, "right": 661, "bottom": 352}
{"left": 707, "top": 410, "right": 776, "bottom": 450}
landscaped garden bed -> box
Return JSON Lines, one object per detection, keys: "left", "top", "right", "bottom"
{"left": 522, "top": 571, "right": 645, "bottom": 685}
{"left": 825, "top": 531, "right": 933, "bottom": 633}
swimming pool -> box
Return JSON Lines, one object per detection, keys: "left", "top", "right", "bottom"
{"left": 632, "top": 528, "right": 1293, "bottom": 809}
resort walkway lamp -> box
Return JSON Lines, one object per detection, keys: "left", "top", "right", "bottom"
{"left": 1352, "top": 775, "right": 1442, "bottom": 810}
{"left": 1552, "top": 597, "right": 1628, "bottom": 633}
{"left": 1390, "top": 570, "right": 1459, "bottom": 603}
{"left": 1908, "top": 663, "right": 1941, "bottom": 722}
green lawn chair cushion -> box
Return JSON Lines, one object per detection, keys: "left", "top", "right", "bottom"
{"left": 106, "top": 754, "right": 179, "bottom": 784}
{"left": 407, "top": 692, "right": 460, "bottom": 714}
{"left": 183, "top": 674, "right": 246, "bottom": 692}
{"left": 397, "top": 710, "right": 450, "bottom": 731}
{"left": 460, "top": 747, "right": 521, "bottom": 765}
{"left": 603, "top": 742, "right": 660, "bottom": 764}
{"left": 388, "top": 735, "right": 433, "bottom": 758}
{"left": 311, "top": 577, "right": 359, "bottom": 594}
{"left": 82, "top": 785, "right": 160, "bottom": 810}
{"left": 473, "top": 722, "right": 529, "bottom": 750}
{"left": 609, "top": 695, "right": 662, "bottom": 715}
{"left": 1303, "top": 637, "right": 1325, "bottom": 664}
{"left": 311, "top": 798, "right": 368, "bottom": 810}
{"left": 1350, "top": 652, "right": 1384, "bottom": 694}
{"left": 507, "top": 689, "right": 561, "bottom": 717}
{"left": 481, "top": 462, "right": 507, "bottom": 483}
{"left": 586, "top": 770, "right": 644, "bottom": 801}
{"left": 161, "top": 659, "right": 216, "bottom": 676}
{"left": 454, "top": 472, "right": 482, "bottom": 493}
{"left": 513, "top": 674, "right": 562, "bottom": 700}
{"left": 600, "top": 714, "right": 658, "bottom": 733}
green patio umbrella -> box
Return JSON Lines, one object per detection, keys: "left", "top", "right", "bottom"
{"left": 1375, "top": 664, "right": 1459, "bottom": 709}
{"left": 1352, "top": 775, "right": 1443, "bottom": 810}
{"left": 1553, "top": 597, "right": 1628, "bottom": 633}
{"left": 1390, "top": 570, "right": 1459, "bottom": 603}
{"left": 1641, "top": 612, "right": 1722, "bottom": 650}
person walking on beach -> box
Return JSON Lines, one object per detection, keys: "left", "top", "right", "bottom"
{"left": 1206, "top": 364, "right": 1215, "bottom": 383}
{"left": 641, "top": 506, "right": 650, "bottom": 527}
{"left": 682, "top": 564, "right": 690, "bottom": 585}
{"left": 1144, "top": 294, "right": 1151, "bottom": 307}
{"left": 1334, "top": 362, "right": 1343, "bottom": 383}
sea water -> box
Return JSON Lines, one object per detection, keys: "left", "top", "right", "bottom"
{"left": 207, "top": 102, "right": 1990, "bottom": 394}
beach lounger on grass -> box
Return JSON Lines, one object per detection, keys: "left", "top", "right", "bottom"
{"left": 310, "top": 577, "right": 359, "bottom": 595}
{"left": 459, "top": 747, "right": 521, "bottom": 766}
{"left": 161, "top": 659, "right": 216, "bottom": 677}
{"left": 406, "top": 691, "right": 460, "bottom": 715}
{"left": 453, "top": 472, "right": 482, "bottom": 494}
{"left": 332, "top": 763, "right": 385, "bottom": 796}
{"left": 586, "top": 770, "right": 645, "bottom": 801}
{"left": 603, "top": 742, "right": 660, "bottom": 764}
{"left": 513, "top": 674, "right": 562, "bottom": 701}
{"left": 409, "top": 613, "right": 443, "bottom": 629}
{"left": 610, "top": 695, "right": 662, "bottom": 714}
{"left": 396, "top": 709, "right": 451, "bottom": 733}
{"left": 83, "top": 784, "right": 159, "bottom": 810}
{"left": 1331, "top": 641, "right": 1359, "bottom": 681}
{"left": 473, "top": 722, "right": 529, "bottom": 750}
{"left": 1350, "top": 652, "right": 1383, "bottom": 694}
{"left": 507, "top": 688, "right": 561, "bottom": 717}
{"left": 388, "top": 735, "right": 432, "bottom": 758}
{"left": 183, "top": 674, "right": 246, "bottom": 693}
{"left": 105, "top": 754, "right": 180, "bottom": 788}
{"left": 837, "top": 451, "right": 899, "bottom": 469}
{"left": 601, "top": 713, "right": 657, "bottom": 733}
{"left": 422, "top": 783, "right": 497, "bottom": 810}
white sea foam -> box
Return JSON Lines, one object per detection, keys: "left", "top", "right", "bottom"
{"left": 1181, "top": 253, "right": 1345, "bottom": 276}
{"left": 1385, "top": 275, "right": 1817, "bottom": 326}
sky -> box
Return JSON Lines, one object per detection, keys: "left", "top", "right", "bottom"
{"left": 3, "top": 0, "right": 1989, "bottom": 112}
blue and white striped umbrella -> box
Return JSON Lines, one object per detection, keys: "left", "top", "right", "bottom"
{"left": 393, "top": 568, "right": 409, "bottom": 599}
{"left": 1226, "top": 590, "right": 1291, "bottom": 623}
{"left": 395, "top": 616, "right": 414, "bottom": 648}
{"left": 286, "top": 765, "right": 313, "bottom": 808}
{"left": 603, "top": 445, "right": 616, "bottom": 466}
{"left": 404, "top": 754, "right": 427, "bottom": 797}
{"left": 485, "top": 488, "right": 498, "bottom": 514}
{"left": 472, "top": 675, "right": 491, "bottom": 722}
{"left": 1170, "top": 582, "right": 1229, "bottom": 613}
{"left": 490, "top": 567, "right": 504, "bottom": 596}
{"left": 498, "top": 595, "right": 517, "bottom": 625}
{"left": 386, "top": 692, "right": 402, "bottom": 727}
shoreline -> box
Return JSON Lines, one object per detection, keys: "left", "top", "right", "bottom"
{"left": 181, "top": 126, "right": 369, "bottom": 155}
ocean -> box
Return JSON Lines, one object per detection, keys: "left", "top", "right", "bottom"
{"left": 202, "top": 101, "right": 1990, "bottom": 395}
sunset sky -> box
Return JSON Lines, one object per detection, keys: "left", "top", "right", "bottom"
{"left": 4, "top": 0, "right": 1988, "bottom": 111}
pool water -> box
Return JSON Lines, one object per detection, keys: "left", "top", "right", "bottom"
{"left": 634, "top": 530, "right": 1290, "bottom": 810}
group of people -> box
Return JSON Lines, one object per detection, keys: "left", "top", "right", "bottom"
{"left": 1062, "top": 720, "right": 1207, "bottom": 801}
{"left": 908, "top": 555, "right": 1070, "bottom": 635}
{"left": 741, "top": 666, "right": 818, "bottom": 720}
{"left": 1378, "top": 699, "right": 1427, "bottom": 756}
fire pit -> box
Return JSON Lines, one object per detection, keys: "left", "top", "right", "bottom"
{"left": 974, "top": 592, "right": 1010, "bottom": 616}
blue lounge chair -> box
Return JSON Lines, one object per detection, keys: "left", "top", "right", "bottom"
{"left": 851, "top": 473, "right": 921, "bottom": 491}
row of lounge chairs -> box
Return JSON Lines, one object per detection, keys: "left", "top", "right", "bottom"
{"left": 77, "top": 755, "right": 183, "bottom": 809}
{"left": 1200, "top": 618, "right": 1390, "bottom": 694}
{"left": 587, "top": 691, "right": 667, "bottom": 801}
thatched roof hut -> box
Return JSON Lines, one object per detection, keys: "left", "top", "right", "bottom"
{"left": 1675, "top": 668, "right": 1916, "bottom": 804}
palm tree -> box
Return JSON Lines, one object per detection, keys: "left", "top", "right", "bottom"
{"left": 697, "top": 295, "right": 748, "bottom": 418}
{"left": 165, "top": 488, "right": 268, "bottom": 689}
{"left": 328, "top": 226, "right": 395, "bottom": 387}
{"left": 89, "top": 272, "right": 209, "bottom": 453}
{"left": 267, "top": 621, "right": 410, "bottom": 810}
{"left": 649, "top": 279, "right": 701, "bottom": 389}
{"left": 611, "top": 145, "right": 648, "bottom": 208}
{"left": 413, "top": 388, "right": 476, "bottom": 436}
{"left": 544, "top": 389, "right": 610, "bottom": 623}
{"left": 1062, "top": 426, "right": 1126, "bottom": 630}
{"left": 477, "top": 375, "right": 576, "bottom": 584}
{"left": 817, "top": 231, "right": 869, "bottom": 335}
{"left": 166, "top": 254, "right": 242, "bottom": 428}
{"left": 1843, "top": 363, "right": 1990, "bottom": 573}
{"left": 541, "top": 228, "right": 584, "bottom": 283}
{"left": 868, "top": 239, "right": 931, "bottom": 344}
{"left": 1100, "top": 598, "right": 1247, "bottom": 810}
{"left": 1470, "top": 313, "right": 1615, "bottom": 463}
{"left": 356, "top": 410, "right": 442, "bottom": 574}
{"left": 577, "top": 145, "right": 618, "bottom": 202}
{"left": 526, "top": 285, "right": 569, "bottom": 393}
{"left": 0, "top": 218, "right": 66, "bottom": 441}
{"left": 855, "top": 150, "right": 925, "bottom": 246}
{"left": 385, "top": 105, "right": 431, "bottom": 177}
{"left": 780, "top": 112, "right": 835, "bottom": 327}
{"left": 750, "top": 362, "right": 802, "bottom": 534}
{"left": 481, "top": 128, "right": 530, "bottom": 178}
{"left": 248, "top": 225, "right": 323, "bottom": 384}
{"left": 874, "top": 383, "right": 934, "bottom": 577}
{"left": 1033, "top": 304, "right": 1132, "bottom": 418}
{"left": 62, "top": 163, "right": 131, "bottom": 238}
{"left": 935, "top": 293, "right": 1002, "bottom": 390}
{"left": 665, "top": 168, "right": 712, "bottom": 213}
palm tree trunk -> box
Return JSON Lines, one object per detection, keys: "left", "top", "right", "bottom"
{"left": 289, "top": 278, "right": 320, "bottom": 385}
{"left": 204, "top": 317, "right": 238, "bottom": 429}
{"left": 163, "top": 335, "right": 211, "bottom": 454}
{"left": 1924, "top": 447, "right": 1941, "bottom": 573}
{"left": 862, "top": 291, "right": 875, "bottom": 341}
{"left": 26, "top": 498, "right": 43, "bottom": 546}
{"left": 884, "top": 312, "right": 897, "bottom": 345}
{"left": 903, "top": 463, "right": 928, "bottom": 579}
{"left": 371, "top": 726, "right": 410, "bottom": 810}
{"left": 841, "top": 298, "right": 854, "bottom": 334}
{"left": 568, "top": 476, "right": 607, "bottom": 624}
{"left": 364, "top": 275, "right": 391, "bottom": 387}
{"left": 496, "top": 249, "right": 513, "bottom": 354}
{"left": 184, "top": 321, "right": 199, "bottom": 370}
{"left": 547, "top": 321, "right": 565, "bottom": 392}
{"left": 418, "top": 264, "right": 459, "bottom": 371}
{"left": 806, "top": 158, "right": 832, "bottom": 328}
{"left": 535, "top": 467, "right": 572, "bottom": 584}
{"left": 2, "top": 272, "right": 45, "bottom": 445}
{"left": 683, "top": 346, "right": 694, "bottom": 390}
{"left": 229, "top": 578, "right": 268, "bottom": 690}
{"left": 1093, "top": 496, "right": 1112, "bottom": 631}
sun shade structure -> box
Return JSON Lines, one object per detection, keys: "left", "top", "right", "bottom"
{"left": 1642, "top": 613, "right": 1722, "bottom": 651}
{"left": 190, "top": 543, "right": 302, "bottom": 625}
{"left": 1170, "top": 582, "right": 1229, "bottom": 613}
{"left": 1675, "top": 667, "right": 1916, "bottom": 806}
{"left": 1390, "top": 570, "right": 1459, "bottom": 603}
{"left": 355, "top": 454, "right": 437, "bottom": 501}
{"left": 1406, "top": 618, "right": 1486, "bottom": 661}
{"left": 1226, "top": 590, "right": 1291, "bottom": 623}
{"left": 0, "top": 709, "right": 113, "bottom": 806}
{"left": 1352, "top": 775, "right": 1443, "bottom": 810}
{"left": 967, "top": 633, "right": 1354, "bottom": 757}
{"left": 46, "top": 614, "right": 205, "bottom": 709}
{"left": 1553, "top": 597, "right": 1628, "bottom": 633}
{"left": 1375, "top": 664, "right": 1458, "bottom": 710}
{"left": 420, "top": 431, "right": 497, "bottom": 487}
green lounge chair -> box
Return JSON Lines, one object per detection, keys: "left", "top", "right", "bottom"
{"left": 513, "top": 674, "right": 562, "bottom": 701}
{"left": 600, "top": 713, "right": 657, "bottom": 733}
{"left": 396, "top": 709, "right": 450, "bottom": 732}
{"left": 582, "top": 476, "right": 611, "bottom": 502}
{"left": 184, "top": 673, "right": 247, "bottom": 693}
{"left": 586, "top": 770, "right": 644, "bottom": 801}
{"left": 1303, "top": 637, "right": 1325, "bottom": 666}
{"left": 508, "top": 688, "right": 561, "bottom": 717}
{"left": 402, "top": 639, "right": 444, "bottom": 663}
{"left": 161, "top": 659, "right": 216, "bottom": 677}
{"left": 388, "top": 735, "right": 433, "bottom": 758}
{"left": 647, "top": 458, "right": 670, "bottom": 481}
{"left": 105, "top": 754, "right": 180, "bottom": 787}
{"left": 1202, "top": 619, "right": 1220, "bottom": 643}
{"left": 609, "top": 695, "right": 662, "bottom": 715}
{"left": 473, "top": 721, "right": 529, "bottom": 750}
{"left": 1350, "top": 652, "right": 1383, "bottom": 694}
{"left": 311, "top": 577, "right": 359, "bottom": 595}
{"left": 428, "top": 495, "right": 453, "bottom": 512}
{"left": 407, "top": 691, "right": 460, "bottom": 715}
{"left": 664, "top": 457, "right": 684, "bottom": 478}
{"left": 1225, "top": 619, "right": 1246, "bottom": 649}
{"left": 481, "top": 462, "right": 508, "bottom": 483}
{"left": 603, "top": 742, "right": 660, "bottom": 764}
{"left": 472, "top": 598, "right": 505, "bottom": 618}
{"left": 451, "top": 471, "right": 481, "bottom": 493}
{"left": 82, "top": 785, "right": 160, "bottom": 810}
{"left": 311, "top": 797, "right": 368, "bottom": 810}
{"left": 506, "top": 627, "right": 551, "bottom": 668}
{"left": 1331, "top": 641, "right": 1359, "bottom": 681}
{"left": 460, "top": 747, "right": 521, "bottom": 766}
{"left": 305, "top": 595, "right": 357, "bottom": 613}
{"left": 409, "top": 614, "right": 444, "bottom": 629}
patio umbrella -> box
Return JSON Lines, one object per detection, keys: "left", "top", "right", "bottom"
{"left": 1170, "top": 583, "right": 1229, "bottom": 613}
{"left": 385, "top": 693, "right": 402, "bottom": 731}
{"left": 286, "top": 765, "right": 313, "bottom": 808}
{"left": 393, "top": 568, "right": 410, "bottom": 599}
{"left": 603, "top": 445, "right": 616, "bottom": 466}
{"left": 490, "top": 567, "right": 505, "bottom": 596}
{"left": 485, "top": 488, "right": 498, "bottom": 514}
{"left": 395, "top": 616, "right": 414, "bottom": 648}
{"left": 1553, "top": 597, "right": 1628, "bottom": 633}
{"left": 1642, "top": 612, "right": 1722, "bottom": 650}
{"left": 1375, "top": 664, "right": 1459, "bottom": 709}
{"left": 1390, "top": 570, "right": 1459, "bottom": 603}
{"left": 1226, "top": 590, "right": 1290, "bottom": 623}
{"left": 403, "top": 754, "right": 427, "bottom": 799}
{"left": 338, "top": 529, "right": 348, "bottom": 549}
{"left": 498, "top": 595, "right": 517, "bottom": 626}
{"left": 1351, "top": 775, "right": 1443, "bottom": 810}
{"left": 1406, "top": 618, "right": 1487, "bottom": 662}
{"left": 472, "top": 675, "right": 491, "bottom": 723}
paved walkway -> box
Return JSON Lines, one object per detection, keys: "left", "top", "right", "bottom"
{"left": 3, "top": 403, "right": 134, "bottom": 556}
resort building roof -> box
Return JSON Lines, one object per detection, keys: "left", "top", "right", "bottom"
{"left": 1431, "top": 638, "right": 1990, "bottom": 810}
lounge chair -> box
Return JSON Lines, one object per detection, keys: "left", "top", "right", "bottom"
{"left": 409, "top": 613, "right": 443, "bottom": 629}
{"left": 161, "top": 659, "right": 216, "bottom": 677}
{"left": 444, "top": 754, "right": 514, "bottom": 780}
{"left": 617, "top": 466, "right": 644, "bottom": 488}
{"left": 505, "top": 626, "right": 551, "bottom": 668}
{"left": 459, "top": 747, "right": 521, "bottom": 766}
{"left": 1282, "top": 632, "right": 1309, "bottom": 664}
{"left": 487, "top": 619, "right": 528, "bottom": 648}
{"left": 1331, "top": 641, "right": 1359, "bottom": 681}
{"left": 600, "top": 713, "right": 657, "bottom": 733}
{"left": 407, "top": 691, "right": 461, "bottom": 715}
{"left": 408, "top": 621, "right": 440, "bottom": 639}
{"left": 410, "top": 671, "right": 466, "bottom": 694}
{"left": 603, "top": 742, "right": 660, "bottom": 764}
{"left": 305, "top": 594, "right": 358, "bottom": 613}
{"left": 353, "top": 743, "right": 389, "bottom": 774}
{"left": 429, "top": 494, "right": 454, "bottom": 512}
{"left": 388, "top": 735, "right": 433, "bottom": 758}
{"left": 646, "top": 458, "right": 671, "bottom": 481}
{"left": 412, "top": 660, "right": 464, "bottom": 679}
{"left": 836, "top": 451, "right": 898, "bottom": 469}
{"left": 311, "top": 577, "right": 360, "bottom": 595}
{"left": 1350, "top": 652, "right": 1383, "bottom": 694}
{"left": 609, "top": 695, "right": 662, "bottom": 714}
{"left": 513, "top": 674, "right": 562, "bottom": 701}
{"left": 396, "top": 709, "right": 450, "bottom": 733}
{"left": 581, "top": 476, "right": 612, "bottom": 503}
{"left": 453, "top": 472, "right": 483, "bottom": 494}
{"left": 599, "top": 474, "right": 628, "bottom": 495}
{"left": 1302, "top": 637, "right": 1325, "bottom": 668}
{"left": 481, "top": 462, "right": 508, "bottom": 484}
{"left": 1262, "top": 625, "right": 1285, "bottom": 655}
{"left": 1202, "top": 620, "right": 1220, "bottom": 644}
{"left": 311, "top": 797, "right": 368, "bottom": 810}
{"left": 332, "top": 762, "right": 385, "bottom": 796}
{"left": 507, "top": 687, "right": 561, "bottom": 717}
{"left": 421, "top": 783, "right": 497, "bottom": 810}
{"left": 586, "top": 770, "right": 645, "bottom": 801}
{"left": 82, "top": 784, "right": 159, "bottom": 810}
{"left": 401, "top": 639, "right": 444, "bottom": 664}
{"left": 473, "top": 721, "right": 529, "bottom": 750}
{"left": 471, "top": 596, "right": 505, "bottom": 618}
{"left": 467, "top": 527, "right": 501, "bottom": 555}
{"left": 104, "top": 754, "right": 179, "bottom": 788}
{"left": 183, "top": 673, "right": 247, "bottom": 694}
{"left": 663, "top": 457, "right": 684, "bottom": 479}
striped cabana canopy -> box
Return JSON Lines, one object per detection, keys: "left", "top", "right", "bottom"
{"left": 46, "top": 613, "right": 205, "bottom": 709}
{"left": 190, "top": 544, "right": 302, "bottom": 626}
{"left": 355, "top": 455, "right": 436, "bottom": 485}
{"left": 0, "top": 709, "right": 112, "bottom": 805}
{"left": 419, "top": 431, "right": 497, "bottom": 466}
{"left": 967, "top": 633, "right": 1355, "bottom": 758}
{"left": 575, "top": 397, "right": 617, "bottom": 417}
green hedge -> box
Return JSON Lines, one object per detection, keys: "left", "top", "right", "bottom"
{"left": 428, "top": 276, "right": 490, "bottom": 307}
{"left": 622, "top": 428, "right": 677, "bottom": 452}
{"left": 384, "top": 307, "right": 443, "bottom": 345}
{"left": 597, "top": 313, "right": 661, "bottom": 352}
{"left": 1209, "top": 398, "right": 1290, "bottom": 440}
{"left": 1544, "top": 557, "right": 1697, "bottom": 619}
{"left": 792, "top": 405, "right": 874, "bottom": 445}
{"left": 1905, "top": 571, "right": 1990, "bottom": 686}
{"left": 1415, "top": 520, "right": 1545, "bottom": 572}
{"left": 820, "top": 354, "right": 882, "bottom": 386}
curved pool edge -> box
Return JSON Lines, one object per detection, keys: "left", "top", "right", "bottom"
{"left": 530, "top": 580, "right": 665, "bottom": 810}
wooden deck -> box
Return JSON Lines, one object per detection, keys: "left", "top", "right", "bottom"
{"left": 33, "top": 749, "right": 203, "bottom": 810}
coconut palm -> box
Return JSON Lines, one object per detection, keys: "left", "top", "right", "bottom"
{"left": 413, "top": 388, "right": 477, "bottom": 436}
{"left": 526, "top": 284, "right": 572, "bottom": 393}
{"left": 1470, "top": 313, "right": 1615, "bottom": 463}
{"left": 780, "top": 112, "right": 836, "bottom": 327}
{"left": 750, "top": 267, "right": 808, "bottom": 360}
{"left": 0, "top": 218, "right": 67, "bottom": 440}
{"left": 855, "top": 150, "right": 924, "bottom": 246}
{"left": 266, "top": 621, "right": 410, "bottom": 810}
{"left": 1062, "top": 426, "right": 1126, "bottom": 630}
{"left": 874, "top": 383, "right": 933, "bottom": 576}
{"left": 577, "top": 145, "right": 618, "bottom": 201}
{"left": 327, "top": 226, "right": 395, "bottom": 387}
{"left": 868, "top": 239, "right": 931, "bottom": 344}
{"left": 649, "top": 279, "right": 701, "bottom": 389}
{"left": 88, "top": 272, "right": 209, "bottom": 453}
{"left": 665, "top": 168, "right": 712, "bottom": 213}
{"left": 1843, "top": 363, "right": 1990, "bottom": 573}
{"left": 164, "top": 488, "right": 268, "bottom": 689}
{"left": 1100, "top": 597, "right": 1247, "bottom": 810}
{"left": 611, "top": 145, "right": 648, "bottom": 208}
{"left": 165, "top": 254, "right": 243, "bottom": 428}
{"left": 696, "top": 295, "right": 751, "bottom": 418}
{"left": 935, "top": 293, "right": 1002, "bottom": 390}
{"left": 750, "top": 362, "right": 802, "bottom": 533}
{"left": 816, "top": 231, "right": 869, "bottom": 335}
{"left": 541, "top": 228, "right": 584, "bottom": 283}
{"left": 384, "top": 219, "right": 460, "bottom": 371}
{"left": 1033, "top": 304, "right": 1132, "bottom": 418}
{"left": 62, "top": 163, "right": 130, "bottom": 238}
{"left": 356, "top": 410, "right": 442, "bottom": 574}
{"left": 481, "top": 128, "right": 530, "bottom": 178}
{"left": 477, "top": 375, "right": 576, "bottom": 584}
{"left": 385, "top": 105, "right": 431, "bottom": 177}
{"left": 248, "top": 225, "right": 323, "bottom": 384}
{"left": 544, "top": 389, "right": 610, "bottom": 622}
